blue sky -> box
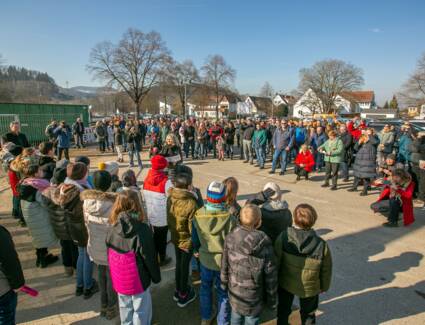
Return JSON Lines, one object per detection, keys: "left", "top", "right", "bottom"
{"left": 1, "top": 0, "right": 424, "bottom": 105}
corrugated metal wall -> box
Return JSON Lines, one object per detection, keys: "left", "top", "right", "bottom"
{"left": 0, "top": 103, "right": 89, "bottom": 145}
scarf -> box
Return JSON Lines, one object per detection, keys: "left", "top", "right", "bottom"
{"left": 22, "top": 177, "right": 50, "bottom": 192}
{"left": 262, "top": 200, "right": 289, "bottom": 211}
{"left": 64, "top": 177, "right": 91, "bottom": 191}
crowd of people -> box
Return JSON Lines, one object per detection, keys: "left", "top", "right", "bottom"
{"left": 0, "top": 113, "right": 423, "bottom": 325}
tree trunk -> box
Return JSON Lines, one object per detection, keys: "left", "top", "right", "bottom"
{"left": 135, "top": 100, "right": 140, "bottom": 118}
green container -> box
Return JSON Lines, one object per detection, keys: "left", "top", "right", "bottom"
{"left": 0, "top": 103, "right": 90, "bottom": 145}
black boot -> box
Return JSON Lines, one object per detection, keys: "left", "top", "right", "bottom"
{"left": 36, "top": 249, "right": 41, "bottom": 267}
{"left": 39, "top": 249, "right": 59, "bottom": 268}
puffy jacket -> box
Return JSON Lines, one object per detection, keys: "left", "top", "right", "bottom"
{"left": 81, "top": 190, "right": 117, "bottom": 265}
{"left": 192, "top": 205, "right": 237, "bottom": 271}
{"left": 274, "top": 227, "right": 332, "bottom": 298}
{"left": 353, "top": 136, "right": 379, "bottom": 179}
{"left": 41, "top": 184, "right": 88, "bottom": 247}
{"left": 18, "top": 180, "right": 58, "bottom": 249}
{"left": 143, "top": 169, "right": 168, "bottom": 227}
{"left": 295, "top": 151, "right": 315, "bottom": 173}
{"left": 106, "top": 212, "right": 161, "bottom": 294}
{"left": 167, "top": 188, "right": 198, "bottom": 251}
{"left": 221, "top": 225, "right": 277, "bottom": 316}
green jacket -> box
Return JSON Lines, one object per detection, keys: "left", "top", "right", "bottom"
{"left": 252, "top": 129, "right": 267, "bottom": 148}
{"left": 193, "top": 206, "right": 237, "bottom": 271}
{"left": 318, "top": 138, "right": 344, "bottom": 163}
{"left": 274, "top": 227, "right": 332, "bottom": 298}
{"left": 167, "top": 188, "right": 198, "bottom": 251}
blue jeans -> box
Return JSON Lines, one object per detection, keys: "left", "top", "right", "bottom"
{"left": 118, "top": 289, "right": 152, "bottom": 325}
{"left": 0, "top": 290, "right": 17, "bottom": 325}
{"left": 315, "top": 152, "right": 324, "bottom": 170}
{"left": 200, "top": 264, "right": 231, "bottom": 324}
{"left": 254, "top": 146, "right": 265, "bottom": 167}
{"left": 340, "top": 161, "right": 349, "bottom": 179}
{"left": 128, "top": 149, "right": 142, "bottom": 167}
{"left": 77, "top": 246, "right": 93, "bottom": 289}
{"left": 272, "top": 148, "right": 288, "bottom": 173}
{"left": 230, "top": 311, "right": 260, "bottom": 325}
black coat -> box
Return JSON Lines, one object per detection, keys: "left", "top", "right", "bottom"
{"left": 339, "top": 132, "right": 353, "bottom": 163}
{"left": 2, "top": 132, "right": 30, "bottom": 147}
{"left": 106, "top": 212, "right": 161, "bottom": 290}
{"left": 224, "top": 127, "right": 236, "bottom": 145}
{"left": 353, "top": 136, "right": 379, "bottom": 179}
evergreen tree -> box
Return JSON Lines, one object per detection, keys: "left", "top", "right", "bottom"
{"left": 383, "top": 100, "right": 389, "bottom": 109}
{"left": 389, "top": 95, "right": 398, "bottom": 110}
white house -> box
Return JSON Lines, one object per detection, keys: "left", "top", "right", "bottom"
{"left": 293, "top": 89, "right": 376, "bottom": 118}
{"left": 245, "top": 96, "right": 272, "bottom": 116}
{"left": 159, "top": 101, "right": 172, "bottom": 115}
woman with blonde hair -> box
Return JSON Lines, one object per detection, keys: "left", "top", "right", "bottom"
{"left": 106, "top": 190, "right": 160, "bottom": 325}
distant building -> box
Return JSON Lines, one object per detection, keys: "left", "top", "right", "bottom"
{"left": 360, "top": 109, "right": 398, "bottom": 119}
{"left": 190, "top": 95, "right": 240, "bottom": 119}
{"left": 245, "top": 96, "right": 272, "bottom": 116}
{"left": 293, "top": 89, "right": 376, "bottom": 118}
{"left": 273, "top": 94, "right": 296, "bottom": 116}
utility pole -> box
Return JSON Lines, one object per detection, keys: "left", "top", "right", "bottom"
{"left": 184, "top": 83, "right": 187, "bottom": 118}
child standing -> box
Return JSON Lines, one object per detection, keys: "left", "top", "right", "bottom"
{"left": 216, "top": 135, "right": 225, "bottom": 161}
{"left": 106, "top": 191, "right": 161, "bottom": 325}
{"left": 274, "top": 204, "right": 332, "bottom": 325}
{"left": 167, "top": 173, "right": 199, "bottom": 308}
{"left": 221, "top": 204, "right": 277, "bottom": 325}
{"left": 193, "top": 181, "right": 237, "bottom": 325}
{"left": 81, "top": 170, "right": 118, "bottom": 319}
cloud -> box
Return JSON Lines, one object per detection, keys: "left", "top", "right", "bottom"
{"left": 369, "top": 27, "right": 382, "bottom": 33}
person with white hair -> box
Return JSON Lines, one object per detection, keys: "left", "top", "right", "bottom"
{"left": 247, "top": 182, "right": 292, "bottom": 244}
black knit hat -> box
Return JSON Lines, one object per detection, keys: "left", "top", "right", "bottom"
{"left": 93, "top": 170, "right": 112, "bottom": 192}
{"left": 51, "top": 167, "right": 67, "bottom": 185}
{"left": 66, "top": 162, "right": 88, "bottom": 181}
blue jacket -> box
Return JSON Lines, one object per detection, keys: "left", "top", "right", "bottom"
{"left": 312, "top": 132, "right": 327, "bottom": 150}
{"left": 398, "top": 133, "right": 412, "bottom": 162}
{"left": 54, "top": 126, "right": 72, "bottom": 148}
{"left": 273, "top": 128, "right": 294, "bottom": 151}
{"left": 295, "top": 127, "right": 307, "bottom": 145}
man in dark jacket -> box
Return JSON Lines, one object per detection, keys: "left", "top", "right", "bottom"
{"left": 409, "top": 132, "right": 425, "bottom": 201}
{"left": 270, "top": 120, "right": 294, "bottom": 175}
{"left": 339, "top": 124, "right": 353, "bottom": 182}
{"left": 72, "top": 117, "right": 85, "bottom": 149}
{"left": 183, "top": 121, "right": 196, "bottom": 159}
{"left": 242, "top": 120, "right": 255, "bottom": 164}
{"left": 221, "top": 204, "right": 277, "bottom": 324}
{"left": 126, "top": 126, "right": 142, "bottom": 168}
{"left": 0, "top": 225, "right": 25, "bottom": 325}
{"left": 1, "top": 121, "right": 30, "bottom": 147}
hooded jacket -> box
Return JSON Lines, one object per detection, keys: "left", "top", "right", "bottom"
{"left": 193, "top": 205, "right": 237, "bottom": 271}
{"left": 274, "top": 227, "right": 332, "bottom": 298}
{"left": 18, "top": 178, "right": 58, "bottom": 249}
{"left": 295, "top": 150, "right": 315, "bottom": 173}
{"left": 167, "top": 188, "right": 198, "bottom": 251}
{"left": 41, "top": 183, "right": 88, "bottom": 247}
{"left": 143, "top": 169, "right": 168, "bottom": 227}
{"left": 106, "top": 212, "right": 161, "bottom": 294}
{"left": 221, "top": 225, "right": 277, "bottom": 317}
{"left": 353, "top": 136, "right": 379, "bottom": 179}
{"left": 81, "top": 190, "right": 117, "bottom": 265}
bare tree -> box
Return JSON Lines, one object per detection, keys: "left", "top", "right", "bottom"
{"left": 400, "top": 52, "right": 425, "bottom": 106}
{"left": 165, "top": 60, "right": 199, "bottom": 116}
{"left": 87, "top": 28, "right": 172, "bottom": 117}
{"left": 299, "top": 59, "right": 364, "bottom": 114}
{"left": 259, "top": 81, "right": 274, "bottom": 97}
{"left": 201, "top": 54, "right": 236, "bottom": 118}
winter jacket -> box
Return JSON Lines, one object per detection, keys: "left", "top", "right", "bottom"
{"left": 126, "top": 129, "right": 142, "bottom": 151}
{"left": 397, "top": 133, "right": 412, "bottom": 163}
{"left": 72, "top": 121, "right": 85, "bottom": 135}
{"left": 221, "top": 225, "right": 277, "bottom": 317}
{"left": 378, "top": 131, "right": 395, "bottom": 154}
{"left": 161, "top": 125, "right": 171, "bottom": 144}
{"left": 248, "top": 193, "right": 293, "bottom": 244}
{"left": 295, "top": 127, "right": 307, "bottom": 145}
{"left": 318, "top": 138, "right": 344, "bottom": 163}
{"left": 143, "top": 169, "right": 168, "bottom": 227}
{"left": 114, "top": 127, "right": 123, "bottom": 145}
{"left": 160, "top": 145, "right": 182, "bottom": 164}
{"left": 339, "top": 131, "right": 353, "bottom": 163}
{"left": 376, "top": 181, "right": 415, "bottom": 226}
{"left": 183, "top": 125, "right": 196, "bottom": 142}
{"left": 353, "top": 136, "right": 379, "bottom": 179}
{"left": 1, "top": 132, "right": 29, "bottom": 147}
{"left": 274, "top": 227, "right": 332, "bottom": 298}
{"left": 81, "top": 190, "right": 117, "bottom": 265}
{"left": 106, "top": 212, "right": 161, "bottom": 295}
{"left": 192, "top": 205, "right": 237, "bottom": 271}
{"left": 295, "top": 151, "right": 315, "bottom": 173}
{"left": 409, "top": 137, "right": 425, "bottom": 165}
{"left": 209, "top": 126, "right": 223, "bottom": 141}
{"left": 54, "top": 126, "right": 72, "bottom": 148}
{"left": 224, "top": 127, "right": 236, "bottom": 145}
{"left": 311, "top": 132, "right": 327, "bottom": 150}
{"left": 41, "top": 183, "right": 88, "bottom": 247}
{"left": 243, "top": 125, "right": 255, "bottom": 140}
{"left": 8, "top": 170, "right": 20, "bottom": 197}
{"left": 252, "top": 129, "right": 267, "bottom": 149}
{"left": 272, "top": 128, "right": 293, "bottom": 151}
{"left": 167, "top": 188, "right": 198, "bottom": 251}
{"left": 18, "top": 179, "right": 58, "bottom": 249}
{"left": 0, "top": 225, "right": 25, "bottom": 298}
{"left": 95, "top": 124, "right": 106, "bottom": 142}
{"left": 197, "top": 129, "right": 209, "bottom": 144}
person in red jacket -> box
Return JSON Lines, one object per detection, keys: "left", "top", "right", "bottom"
{"left": 208, "top": 121, "right": 224, "bottom": 159}
{"left": 374, "top": 168, "right": 415, "bottom": 227}
{"left": 294, "top": 144, "right": 315, "bottom": 181}
{"left": 347, "top": 117, "right": 367, "bottom": 141}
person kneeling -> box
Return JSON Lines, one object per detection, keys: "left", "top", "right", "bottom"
{"left": 274, "top": 204, "right": 332, "bottom": 325}
{"left": 294, "top": 145, "right": 315, "bottom": 181}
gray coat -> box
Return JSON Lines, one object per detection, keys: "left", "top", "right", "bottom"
{"left": 21, "top": 192, "right": 58, "bottom": 249}
{"left": 353, "top": 135, "right": 379, "bottom": 179}
{"left": 81, "top": 190, "right": 117, "bottom": 265}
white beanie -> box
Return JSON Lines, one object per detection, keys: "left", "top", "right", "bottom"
{"left": 263, "top": 182, "right": 281, "bottom": 200}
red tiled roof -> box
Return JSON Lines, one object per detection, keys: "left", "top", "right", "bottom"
{"left": 341, "top": 91, "right": 375, "bottom": 103}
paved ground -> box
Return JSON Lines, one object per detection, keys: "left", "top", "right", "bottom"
{"left": 1, "top": 147, "right": 425, "bottom": 324}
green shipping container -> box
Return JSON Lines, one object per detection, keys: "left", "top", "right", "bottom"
{"left": 0, "top": 103, "right": 90, "bottom": 145}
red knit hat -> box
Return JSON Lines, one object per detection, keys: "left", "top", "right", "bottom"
{"left": 151, "top": 155, "right": 168, "bottom": 170}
